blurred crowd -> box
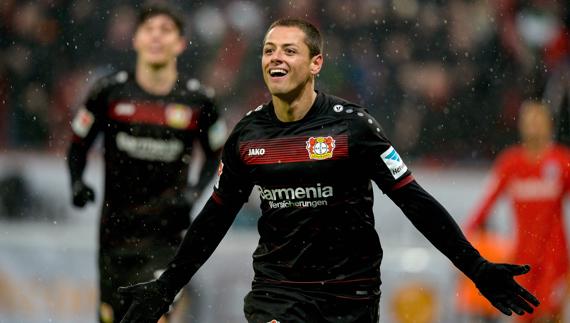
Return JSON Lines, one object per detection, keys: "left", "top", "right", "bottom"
{"left": 1, "top": 0, "right": 569, "bottom": 163}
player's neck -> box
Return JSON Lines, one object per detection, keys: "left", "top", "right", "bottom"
{"left": 272, "top": 84, "right": 317, "bottom": 122}
{"left": 135, "top": 61, "right": 178, "bottom": 96}
{"left": 522, "top": 139, "right": 551, "bottom": 159}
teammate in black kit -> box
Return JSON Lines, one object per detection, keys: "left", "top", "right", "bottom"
{"left": 66, "top": 5, "right": 225, "bottom": 322}
{"left": 118, "top": 18, "right": 540, "bottom": 323}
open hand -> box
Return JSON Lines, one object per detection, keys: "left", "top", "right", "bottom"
{"left": 118, "top": 280, "right": 174, "bottom": 323}
{"left": 472, "top": 262, "right": 540, "bottom": 316}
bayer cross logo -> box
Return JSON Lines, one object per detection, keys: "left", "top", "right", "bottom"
{"left": 306, "top": 136, "right": 336, "bottom": 160}
{"left": 313, "top": 141, "right": 328, "bottom": 154}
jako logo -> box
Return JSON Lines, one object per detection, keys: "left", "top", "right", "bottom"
{"left": 248, "top": 148, "right": 265, "bottom": 156}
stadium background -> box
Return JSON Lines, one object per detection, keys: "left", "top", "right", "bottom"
{"left": 0, "top": 0, "right": 569, "bottom": 322}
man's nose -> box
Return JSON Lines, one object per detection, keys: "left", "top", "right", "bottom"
{"left": 270, "top": 49, "right": 285, "bottom": 62}
{"left": 149, "top": 28, "right": 164, "bottom": 39}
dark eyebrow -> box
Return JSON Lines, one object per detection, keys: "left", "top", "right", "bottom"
{"left": 263, "top": 42, "right": 299, "bottom": 48}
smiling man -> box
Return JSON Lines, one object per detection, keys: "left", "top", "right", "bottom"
{"left": 118, "top": 18, "right": 539, "bottom": 323}
{"left": 66, "top": 4, "right": 225, "bottom": 322}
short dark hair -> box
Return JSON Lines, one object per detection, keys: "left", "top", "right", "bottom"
{"left": 265, "top": 18, "right": 323, "bottom": 58}
{"left": 136, "top": 4, "right": 185, "bottom": 35}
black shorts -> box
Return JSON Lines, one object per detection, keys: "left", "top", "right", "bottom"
{"left": 244, "top": 284, "right": 381, "bottom": 323}
{"left": 98, "top": 238, "right": 180, "bottom": 323}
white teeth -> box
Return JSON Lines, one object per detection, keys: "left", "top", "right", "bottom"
{"left": 269, "top": 69, "right": 288, "bottom": 76}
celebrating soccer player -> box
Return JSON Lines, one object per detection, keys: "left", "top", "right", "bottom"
{"left": 118, "top": 18, "right": 539, "bottom": 323}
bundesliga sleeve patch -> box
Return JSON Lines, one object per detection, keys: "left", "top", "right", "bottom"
{"left": 381, "top": 146, "right": 408, "bottom": 179}
{"left": 71, "top": 106, "right": 95, "bottom": 138}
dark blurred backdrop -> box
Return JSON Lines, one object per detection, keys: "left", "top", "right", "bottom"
{"left": 1, "top": 0, "right": 568, "bottom": 163}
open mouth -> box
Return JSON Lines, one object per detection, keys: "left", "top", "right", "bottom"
{"left": 269, "top": 68, "right": 288, "bottom": 77}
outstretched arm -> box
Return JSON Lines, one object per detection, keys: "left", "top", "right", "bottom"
{"left": 387, "top": 180, "right": 539, "bottom": 316}
{"left": 159, "top": 195, "right": 243, "bottom": 289}
{"left": 118, "top": 195, "right": 244, "bottom": 323}
{"left": 465, "top": 168, "right": 508, "bottom": 234}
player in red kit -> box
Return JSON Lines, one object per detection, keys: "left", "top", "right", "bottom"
{"left": 466, "top": 101, "right": 570, "bottom": 322}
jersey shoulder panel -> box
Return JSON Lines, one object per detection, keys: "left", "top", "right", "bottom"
{"left": 181, "top": 76, "right": 216, "bottom": 101}
{"left": 345, "top": 106, "right": 390, "bottom": 143}
{"left": 319, "top": 93, "right": 386, "bottom": 132}
{"left": 239, "top": 102, "right": 270, "bottom": 125}
{"left": 86, "top": 70, "right": 130, "bottom": 102}
{"left": 496, "top": 145, "right": 522, "bottom": 162}
{"left": 492, "top": 145, "right": 523, "bottom": 174}
{"left": 222, "top": 103, "right": 267, "bottom": 145}
{"left": 318, "top": 93, "right": 362, "bottom": 118}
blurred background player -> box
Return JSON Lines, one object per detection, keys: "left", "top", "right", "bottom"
{"left": 66, "top": 4, "right": 225, "bottom": 322}
{"left": 465, "top": 101, "right": 570, "bottom": 322}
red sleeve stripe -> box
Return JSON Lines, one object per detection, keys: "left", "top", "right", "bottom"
{"left": 391, "top": 174, "right": 414, "bottom": 191}
{"left": 211, "top": 192, "right": 224, "bottom": 205}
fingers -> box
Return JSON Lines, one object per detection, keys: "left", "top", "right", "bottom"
{"left": 504, "top": 264, "right": 531, "bottom": 276}
{"left": 120, "top": 301, "right": 165, "bottom": 323}
{"left": 491, "top": 300, "right": 513, "bottom": 316}
{"left": 119, "top": 301, "right": 137, "bottom": 323}
{"left": 86, "top": 189, "right": 95, "bottom": 201}
{"left": 505, "top": 299, "right": 525, "bottom": 315}
{"left": 515, "top": 284, "right": 540, "bottom": 307}
{"left": 119, "top": 300, "right": 147, "bottom": 323}
{"left": 73, "top": 198, "right": 86, "bottom": 207}
{"left": 490, "top": 295, "right": 535, "bottom": 317}
{"left": 73, "top": 187, "right": 95, "bottom": 206}
{"left": 487, "top": 284, "right": 539, "bottom": 317}
{"left": 509, "top": 295, "right": 534, "bottom": 315}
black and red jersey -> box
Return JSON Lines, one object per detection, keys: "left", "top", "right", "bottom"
{"left": 69, "top": 71, "right": 224, "bottom": 245}
{"left": 213, "top": 91, "right": 413, "bottom": 285}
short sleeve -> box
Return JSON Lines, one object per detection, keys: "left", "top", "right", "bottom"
{"left": 70, "top": 76, "right": 111, "bottom": 143}
{"left": 350, "top": 109, "right": 412, "bottom": 193}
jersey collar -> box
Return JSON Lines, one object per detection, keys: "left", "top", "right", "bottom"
{"left": 268, "top": 90, "right": 325, "bottom": 126}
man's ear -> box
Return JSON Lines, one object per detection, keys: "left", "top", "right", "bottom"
{"left": 174, "top": 36, "right": 187, "bottom": 56}
{"left": 310, "top": 54, "right": 323, "bottom": 75}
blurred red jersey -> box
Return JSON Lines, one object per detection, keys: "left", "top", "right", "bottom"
{"left": 467, "top": 144, "right": 570, "bottom": 317}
